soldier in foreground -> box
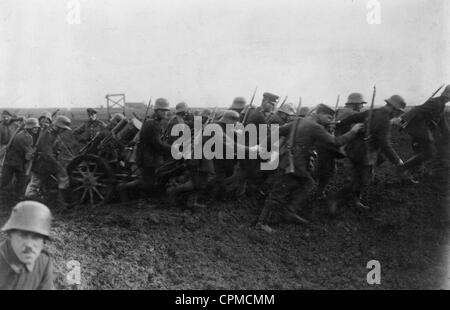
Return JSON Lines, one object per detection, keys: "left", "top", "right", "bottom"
{"left": 0, "top": 201, "right": 54, "bottom": 290}
{"left": 397, "top": 84, "right": 450, "bottom": 179}
{"left": 73, "top": 108, "right": 106, "bottom": 144}
{"left": 328, "top": 95, "right": 407, "bottom": 213}
{"left": 256, "top": 104, "right": 364, "bottom": 233}
{"left": 25, "top": 116, "right": 73, "bottom": 206}
{"left": 136, "top": 98, "right": 172, "bottom": 191}
{"left": 1, "top": 118, "right": 40, "bottom": 204}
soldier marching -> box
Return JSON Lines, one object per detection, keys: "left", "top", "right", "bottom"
{"left": 0, "top": 83, "right": 448, "bottom": 223}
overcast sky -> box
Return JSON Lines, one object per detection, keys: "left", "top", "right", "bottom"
{"left": 0, "top": 0, "right": 449, "bottom": 109}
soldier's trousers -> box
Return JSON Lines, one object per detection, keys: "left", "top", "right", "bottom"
{"left": 258, "top": 171, "right": 314, "bottom": 225}
{"left": 1, "top": 165, "right": 28, "bottom": 201}
{"left": 315, "top": 150, "right": 336, "bottom": 192}
{"left": 25, "top": 171, "right": 69, "bottom": 199}
{"left": 330, "top": 163, "right": 372, "bottom": 203}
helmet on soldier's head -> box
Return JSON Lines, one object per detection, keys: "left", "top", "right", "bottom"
{"left": 54, "top": 115, "right": 72, "bottom": 131}
{"left": 218, "top": 110, "right": 240, "bottom": 124}
{"left": 201, "top": 109, "right": 212, "bottom": 118}
{"left": 230, "top": 97, "right": 246, "bottom": 111}
{"left": 346, "top": 93, "right": 367, "bottom": 105}
{"left": 24, "top": 118, "right": 40, "bottom": 129}
{"left": 176, "top": 102, "right": 188, "bottom": 113}
{"left": 278, "top": 103, "right": 296, "bottom": 116}
{"left": 299, "top": 106, "right": 310, "bottom": 117}
{"left": 442, "top": 84, "right": 450, "bottom": 99}
{"left": 154, "top": 98, "right": 170, "bottom": 111}
{"left": 385, "top": 95, "right": 406, "bottom": 112}
{"left": 38, "top": 111, "right": 52, "bottom": 122}
{"left": 1, "top": 201, "right": 52, "bottom": 238}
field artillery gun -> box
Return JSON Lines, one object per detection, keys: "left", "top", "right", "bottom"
{"left": 66, "top": 116, "right": 143, "bottom": 207}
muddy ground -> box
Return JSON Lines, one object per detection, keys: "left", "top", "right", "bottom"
{"left": 0, "top": 126, "right": 449, "bottom": 290}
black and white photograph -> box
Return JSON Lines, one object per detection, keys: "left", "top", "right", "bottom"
{"left": 0, "top": 0, "right": 449, "bottom": 294}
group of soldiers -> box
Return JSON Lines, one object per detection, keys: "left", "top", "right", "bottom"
{"left": 0, "top": 85, "right": 449, "bottom": 290}
{"left": 0, "top": 84, "right": 449, "bottom": 234}
{"left": 134, "top": 84, "right": 450, "bottom": 233}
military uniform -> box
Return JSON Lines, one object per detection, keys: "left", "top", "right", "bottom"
{"left": 330, "top": 106, "right": 403, "bottom": 206}
{"left": 257, "top": 114, "right": 358, "bottom": 226}
{"left": 73, "top": 119, "right": 106, "bottom": 143}
{"left": 137, "top": 115, "right": 173, "bottom": 188}
{"left": 239, "top": 106, "right": 273, "bottom": 195}
{"left": 315, "top": 105, "right": 360, "bottom": 195}
{"left": 0, "top": 119, "right": 19, "bottom": 173}
{"left": 401, "top": 95, "right": 450, "bottom": 171}
{"left": 0, "top": 239, "right": 53, "bottom": 290}
{"left": 1, "top": 130, "right": 34, "bottom": 202}
{"left": 25, "top": 127, "right": 69, "bottom": 199}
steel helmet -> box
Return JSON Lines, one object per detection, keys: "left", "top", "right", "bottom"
{"left": 298, "top": 106, "right": 310, "bottom": 117}
{"left": 278, "top": 102, "right": 296, "bottom": 116}
{"left": 201, "top": 109, "right": 212, "bottom": 117}
{"left": 1, "top": 201, "right": 52, "bottom": 238}
{"left": 218, "top": 110, "right": 240, "bottom": 124}
{"left": 154, "top": 98, "right": 170, "bottom": 111}
{"left": 175, "top": 102, "right": 188, "bottom": 113}
{"left": 385, "top": 95, "right": 406, "bottom": 112}
{"left": 54, "top": 115, "right": 72, "bottom": 130}
{"left": 346, "top": 93, "right": 367, "bottom": 105}
{"left": 230, "top": 97, "right": 246, "bottom": 111}
{"left": 441, "top": 84, "right": 450, "bottom": 98}
{"left": 24, "top": 117, "right": 40, "bottom": 129}
{"left": 39, "top": 111, "right": 52, "bottom": 122}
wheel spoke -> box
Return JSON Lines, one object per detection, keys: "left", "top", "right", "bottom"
{"left": 71, "top": 177, "right": 85, "bottom": 183}
{"left": 73, "top": 185, "right": 85, "bottom": 192}
{"left": 93, "top": 187, "right": 104, "bottom": 200}
{"left": 89, "top": 189, "right": 94, "bottom": 205}
{"left": 80, "top": 188, "right": 88, "bottom": 203}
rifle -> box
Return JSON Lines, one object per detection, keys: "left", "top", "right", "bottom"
{"left": 400, "top": 83, "right": 445, "bottom": 130}
{"left": 296, "top": 97, "right": 302, "bottom": 115}
{"left": 430, "top": 83, "right": 445, "bottom": 99}
{"left": 364, "top": 85, "right": 376, "bottom": 164}
{"left": 51, "top": 109, "right": 60, "bottom": 119}
{"left": 286, "top": 100, "right": 302, "bottom": 174}
{"left": 144, "top": 97, "right": 153, "bottom": 121}
{"left": 334, "top": 95, "right": 340, "bottom": 118}
{"left": 242, "top": 86, "right": 258, "bottom": 125}
{"left": 279, "top": 96, "right": 288, "bottom": 109}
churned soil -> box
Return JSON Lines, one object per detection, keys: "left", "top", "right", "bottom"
{"left": 0, "top": 126, "right": 448, "bottom": 290}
